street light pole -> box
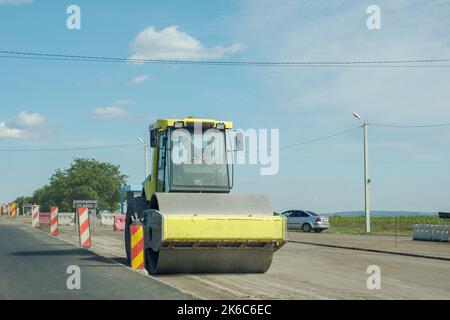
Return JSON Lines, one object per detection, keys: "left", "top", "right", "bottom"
{"left": 353, "top": 113, "right": 371, "bottom": 233}
{"left": 363, "top": 120, "right": 371, "bottom": 233}
{"left": 137, "top": 137, "right": 149, "bottom": 179}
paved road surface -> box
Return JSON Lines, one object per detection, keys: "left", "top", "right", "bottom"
{"left": 0, "top": 219, "right": 194, "bottom": 300}
{"left": 4, "top": 217, "right": 450, "bottom": 299}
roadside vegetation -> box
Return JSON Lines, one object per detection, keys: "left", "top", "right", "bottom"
{"left": 15, "top": 158, "right": 127, "bottom": 212}
{"left": 326, "top": 216, "right": 448, "bottom": 236}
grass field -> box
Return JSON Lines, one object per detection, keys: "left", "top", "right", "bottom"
{"left": 326, "top": 216, "right": 449, "bottom": 236}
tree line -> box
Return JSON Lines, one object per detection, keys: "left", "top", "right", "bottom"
{"left": 15, "top": 158, "right": 128, "bottom": 212}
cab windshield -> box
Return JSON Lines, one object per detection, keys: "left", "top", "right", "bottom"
{"left": 170, "top": 127, "right": 229, "bottom": 190}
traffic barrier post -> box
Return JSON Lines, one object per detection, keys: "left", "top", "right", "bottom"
{"left": 77, "top": 207, "right": 91, "bottom": 248}
{"left": 130, "top": 222, "right": 144, "bottom": 270}
{"left": 32, "top": 205, "right": 40, "bottom": 228}
{"left": 50, "top": 207, "right": 58, "bottom": 236}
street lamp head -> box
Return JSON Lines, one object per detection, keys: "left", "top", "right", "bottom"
{"left": 137, "top": 137, "right": 145, "bottom": 145}
{"left": 353, "top": 112, "right": 362, "bottom": 120}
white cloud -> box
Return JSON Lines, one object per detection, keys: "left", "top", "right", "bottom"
{"left": 0, "top": 111, "right": 48, "bottom": 139}
{"left": 92, "top": 107, "right": 128, "bottom": 118}
{"left": 13, "top": 111, "right": 46, "bottom": 127}
{"left": 130, "top": 26, "right": 245, "bottom": 60}
{"left": 0, "top": 0, "right": 33, "bottom": 5}
{"left": 131, "top": 75, "right": 149, "bottom": 85}
{"left": 91, "top": 99, "right": 136, "bottom": 119}
{"left": 0, "top": 122, "right": 24, "bottom": 139}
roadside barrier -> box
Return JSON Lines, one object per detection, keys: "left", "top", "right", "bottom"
{"left": 32, "top": 205, "right": 40, "bottom": 228}
{"left": 413, "top": 224, "right": 449, "bottom": 242}
{"left": 39, "top": 213, "right": 50, "bottom": 225}
{"left": 100, "top": 213, "right": 115, "bottom": 226}
{"left": 114, "top": 214, "right": 126, "bottom": 231}
{"left": 413, "top": 225, "right": 433, "bottom": 241}
{"left": 59, "top": 213, "right": 75, "bottom": 226}
{"left": 442, "top": 226, "right": 448, "bottom": 242}
{"left": 77, "top": 207, "right": 91, "bottom": 248}
{"left": 130, "top": 222, "right": 144, "bottom": 270}
{"left": 432, "top": 225, "right": 449, "bottom": 242}
{"left": 442, "top": 226, "right": 449, "bottom": 242}
{"left": 50, "top": 207, "right": 58, "bottom": 236}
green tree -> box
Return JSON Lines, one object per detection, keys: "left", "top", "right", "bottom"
{"left": 30, "top": 158, "right": 127, "bottom": 212}
{"left": 14, "top": 196, "right": 34, "bottom": 213}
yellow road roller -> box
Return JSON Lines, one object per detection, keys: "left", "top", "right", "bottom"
{"left": 125, "top": 117, "right": 287, "bottom": 274}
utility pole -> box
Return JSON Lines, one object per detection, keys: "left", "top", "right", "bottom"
{"left": 353, "top": 113, "right": 371, "bottom": 233}
{"left": 363, "top": 120, "right": 371, "bottom": 233}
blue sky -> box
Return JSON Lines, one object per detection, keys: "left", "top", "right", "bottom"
{"left": 1, "top": 0, "right": 449, "bottom": 213}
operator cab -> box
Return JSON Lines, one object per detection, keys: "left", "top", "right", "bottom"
{"left": 147, "top": 118, "right": 242, "bottom": 194}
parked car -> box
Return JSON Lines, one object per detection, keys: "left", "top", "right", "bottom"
{"left": 281, "top": 210, "right": 330, "bottom": 233}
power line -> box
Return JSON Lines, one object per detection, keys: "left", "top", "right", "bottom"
{"left": 0, "top": 143, "right": 141, "bottom": 152}
{"left": 1, "top": 123, "right": 448, "bottom": 153}
{"left": 278, "top": 126, "right": 361, "bottom": 149}
{"left": 1, "top": 127, "right": 360, "bottom": 153}
{"left": 245, "top": 126, "right": 361, "bottom": 154}
{"left": 3, "top": 54, "right": 450, "bottom": 68}
{"left": 243, "top": 120, "right": 450, "bottom": 154}
{"left": 371, "top": 122, "right": 450, "bottom": 128}
{"left": 2, "top": 50, "right": 450, "bottom": 67}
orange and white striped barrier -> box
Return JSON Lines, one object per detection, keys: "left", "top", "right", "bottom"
{"left": 32, "top": 205, "right": 40, "bottom": 228}
{"left": 77, "top": 207, "right": 91, "bottom": 248}
{"left": 130, "top": 222, "right": 144, "bottom": 270}
{"left": 50, "top": 207, "right": 59, "bottom": 236}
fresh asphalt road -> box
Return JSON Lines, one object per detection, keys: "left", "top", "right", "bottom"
{"left": 0, "top": 219, "right": 194, "bottom": 300}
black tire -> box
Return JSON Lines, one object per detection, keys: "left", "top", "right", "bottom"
{"left": 124, "top": 214, "right": 133, "bottom": 264}
{"left": 314, "top": 229, "right": 324, "bottom": 233}
{"left": 302, "top": 223, "right": 312, "bottom": 233}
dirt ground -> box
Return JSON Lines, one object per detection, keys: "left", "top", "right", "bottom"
{"left": 288, "top": 231, "right": 450, "bottom": 259}
{"left": 7, "top": 215, "right": 450, "bottom": 299}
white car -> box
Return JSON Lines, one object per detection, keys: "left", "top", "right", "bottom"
{"left": 281, "top": 210, "right": 330, "bottom": 233}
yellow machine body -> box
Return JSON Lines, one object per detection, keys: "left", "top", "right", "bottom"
{"left": 127, "top": 117, "right": 287, "bottom": 274}
{"left": 162, "top": 215, "right": 286, "bottom": 244}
